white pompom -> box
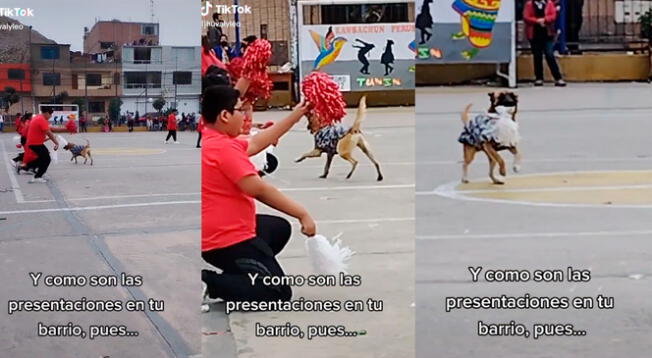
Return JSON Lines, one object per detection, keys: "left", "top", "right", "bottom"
{"left": 50, "top": 148, "right": 58, "bottom": 165}
{"left": 305, "top": 233, "right": 354, "bottom": 275}
{"left": 56, "top": 135, "right": 69, "bottom": 147}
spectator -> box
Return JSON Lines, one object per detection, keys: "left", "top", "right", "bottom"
{"left": 80, "top": 113, "right": 88, "bottom": 132}
{"left": 524, "top": 0, "right": 566, "bottom": 86}
{"left": 0, "top": 112, "right": 4, "bottom": 132}
{"left": 207, "top": 13, "right": 223, "bottom": 49}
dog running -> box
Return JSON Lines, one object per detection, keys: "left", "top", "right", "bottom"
{"left": 63, "top": 139, "right": 93, "bottom": 166}
{"left": 458, "top": 91, "right": 521, "bottom": 184}
{"left": 295, "top": 96, "right": 383, "bottom": 181}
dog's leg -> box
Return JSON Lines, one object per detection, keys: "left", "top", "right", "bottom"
{"left": 83, "top": 155, "right": 88, "bottom": 165}
{"left": 340, "top": 152, "right": 359, "bottom": 179}
{"left": 509, "top": 146, "right": 522, "bottom": 173}
{"left": 89, "top": 153, "right": 93, "bottom": 166}
{"left": 295, "top": 148, "right": 322, "bottom": 163}
{"left": 357, "top": 138, "right": 383, "bottom": 181}
{"left": 74, "top": 156, "right": 78, "bottom": 164}
{"left": 484, "top": 144, "right": 507, "bottom": 177}
{"left": 462, "top": 145, "right": 476, "bottom": 183}
{"left": 319, "top": 152, "right": 335, "bottom": 179}
{"left": 482, "top": 143, "right": 504, "bottom": 185}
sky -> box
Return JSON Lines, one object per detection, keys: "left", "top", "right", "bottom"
{"left": 5, "top": 0, "right": 200, "bottom": 51}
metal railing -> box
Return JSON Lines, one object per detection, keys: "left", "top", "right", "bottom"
{"left": 517, "top": 0, "right": 651, "bottom": 52}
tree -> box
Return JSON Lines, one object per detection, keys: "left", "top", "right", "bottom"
{"left": 72, "top": 98, "right": 86, "bottom": 114}
{"left": 641, "top": 9, "right": 652, "bottom": 40}
{"left": 2, "top": 86, "right": 20, "bottom": 111}
{"left": 109, "top": 98, "right": 122, "bottom": 123}
{"left": 152, "top": 97, "right": 166, "bottom": 113}
{"left": 53, "top": 91, "right": 69, "bottom": 104}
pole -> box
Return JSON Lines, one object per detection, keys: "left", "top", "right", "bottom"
{"left": 235, "top": 0, "right": 241, "bottom": 56}
{"left": 51, "top": 57, "right": 56, "bottom": 104}
{"left": 29, "top": 26, "right": 35, "bottom": 113}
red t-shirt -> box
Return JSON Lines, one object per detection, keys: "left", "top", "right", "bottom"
{"left": 167, "top": 114, "right": 177, "bottom": 131}
{"left": 197, "top": 116, "right": 205, "bottom": 133}
{"left": 202, "top": 128, "right": 257, "bottom": 251}
{"left": 201, "top": 48, "right": 227, "bottom": 75}
{"left": 25, "top": 115, "right": 49, "bottom": 146}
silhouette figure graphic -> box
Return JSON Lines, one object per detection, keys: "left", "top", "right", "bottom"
{"left": 416, "top": 0, "right": 434, "bottom": 44}
{"left": 380, "top": 39, "right": 395, "bottom": 76}
{"left": 353, "top": 39, "right": 375, "bottom": 75}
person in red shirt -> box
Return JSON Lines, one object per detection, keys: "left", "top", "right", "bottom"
{"left": 201, "top": 85, "right": 314, "bottom": 302}
{"left": 524, "top": 0, "right": 566, "bottom": 86}
{"left": 12, "top": 113, "right": 32, "bottom": 165}
{"left": 164, "top": 109, "right": 179, "bottom": 144}
{"left": 22, "top": 107, "right": 66, "bottom": 183}
{"left": 196, "top": 115, "right": 204, "bottom": 148}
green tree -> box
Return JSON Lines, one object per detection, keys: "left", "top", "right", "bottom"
{"left": 72, "top": 98, "right": 86, "bottom": 113}
{"left": 53, "top": 91, "right": 69, "bottom": 104}
{"left": 641, "top": 9, "right": 652, "bottom": 40}
{"left": 109, "top": 98, "right": 122, "bottom": 123}
{"left": 2, "top": 86, "right": 20, "bottom": 111}
{"left": 152, "top": 97, "right": 166, "bottom": 113}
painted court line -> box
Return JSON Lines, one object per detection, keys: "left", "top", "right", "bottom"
{"left": 18, "top": 185, "right": 413, "bottom": 204}
{"left": 0, "top": 200, "right": 200, "bottom": 215}
{"left": 417, "top": 229, "right": 652, "bottom": 240}
{"left": 2, "top": 142, "right": 24, "bottom": 203}
{"left": 420, "top": 170, "right": 652, "bottom": 209}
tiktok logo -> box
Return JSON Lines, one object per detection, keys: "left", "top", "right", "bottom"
{"left": 201, "top": 1, "right": 212, "bottom": 16}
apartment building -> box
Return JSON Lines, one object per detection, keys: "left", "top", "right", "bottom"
{"left": 121, "top": 45, "right": 201, "bottom": 115}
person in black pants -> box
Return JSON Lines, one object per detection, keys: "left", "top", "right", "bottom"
{"left": 524, "top": 0, "right": 566, "bottom": 86}
{"left": 202, "top": 215, "right": 293, "bottom": 302}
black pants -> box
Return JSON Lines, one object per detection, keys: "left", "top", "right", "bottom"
{"left": 202, "top": 214, "right": 292, "bottom": 302}
{"left": 13, "top": 137, "right": 26, "bottom": 162}
{"left": 530, "top": 38, "right": 563, "bottom": 81}
{"left": 166, "top": 130, "right": 177, "bottom": 142}
{"left": 196, "top": 132, "right": 202, "bottom": 148}
{"left": 27, "top": 145, "right": 51, "bottom": 178}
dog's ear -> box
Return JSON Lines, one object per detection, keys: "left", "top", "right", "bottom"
{"left": 488, "top": 92, "right": 496, "bottom": 104}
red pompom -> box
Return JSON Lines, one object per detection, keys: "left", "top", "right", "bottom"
{"left": 226, "top": 57, "right": 244, "bottom": 84}
{"left": 301, "top": 72, "right": 346, "bottom": 126}
{"left": 242, "top": 39, "right": 273, "bottom": 101}
{"left": 66, "top": 119, "right": 78, "bottom": 134}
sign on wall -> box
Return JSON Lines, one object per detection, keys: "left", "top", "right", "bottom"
{"left": 415, "top": 0, "right": 514, "bottom": 63}
{"left": 299, "top": 23, "right": 416, "bottom": 92}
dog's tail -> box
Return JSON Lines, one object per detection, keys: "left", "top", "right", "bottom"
{"left": 461, "top": 104, "right": 473, "bottom": 125}
{"left": 350, "top": 96, "right": 367, "bottom": 134}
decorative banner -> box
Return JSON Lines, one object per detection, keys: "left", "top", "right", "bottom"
{"left": 51, "top": 111, "right": 78, "bottom": 124}
{"left": 416, "top": 0, "right": 514, "bottom": 63}
{"left": 299, "top": 23, "right": 415, "bottom": 92}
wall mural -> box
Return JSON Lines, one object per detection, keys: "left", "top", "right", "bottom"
{"left": 300, "top": 23, "right": 415, "bottom": 92}
{"left": 415, "top": 0, "right": 514, "bottom": 64}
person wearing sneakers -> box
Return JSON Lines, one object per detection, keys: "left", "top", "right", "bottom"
{"left": 524, "top": 0, "right": 566, "bottom": 87}
{"left": 165, "top": 109, "right": 179, "bottom": 144}
{"left": 23, "top": 107, "right": 67, "bottom": 183}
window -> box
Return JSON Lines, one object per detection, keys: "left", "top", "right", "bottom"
{"left": 124, "top": 72, "right": 162, "bottom": 88}
{"left": 172, "top": 47, "right": 194, "bottom": 62}
{"left": 173, "top": 71, "right": 192, "bottom": 85}
{"left": 88, "top": 101, "right": 105, "bottom": 113}
{"left": 306, "top": 3, "right": 410, "bottom": 25}
{"left": 42, "top": 73, "right": 61, "bottom": 86}
{"left": 86, "top": 74, "right": 102, "bottom": 86}
{"left": 8, "top": 69, "right": 25, "bottom": 80}
{"left": 141, "top": 24, "right": 157, "bottom": 35}
{"left": 100, "top": 42, "right": 114, "bottom": 49}
{"left": 261, "top": 24, "right": 268, "bottom": 39}
{"left": 40, "top": 46, "right": 60, "bottom": 60}
{"left": 134, "top": 47, "right": 152, "bottom": 63}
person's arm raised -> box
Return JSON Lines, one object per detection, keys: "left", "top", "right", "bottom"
{"left": 247, "top": 101, "right": 310, "bottom": 156}
{"left": 237, "top": 174, "right": 316, "bottom": 236}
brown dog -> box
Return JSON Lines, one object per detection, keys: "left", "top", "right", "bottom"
{"left": 63, "top": 139, "right": 93, "bottom": 165}
{"left": 459, "top": 91, "right": 520, "bottom": 185}
{"left": 295, "top": 96, "right": 383, "bottom": 181}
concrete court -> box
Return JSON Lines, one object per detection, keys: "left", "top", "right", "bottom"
{"left": 202, "top": 106, "right": 415, "bottom": 358}
{"left": 0, "top": 129, "right": 203, "bottom": 358}
{"left": 416, "top": 83, "right": 652, "bottom": 358}
{"left": 0, "top": 105, "right": 415, "bottom": 358}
